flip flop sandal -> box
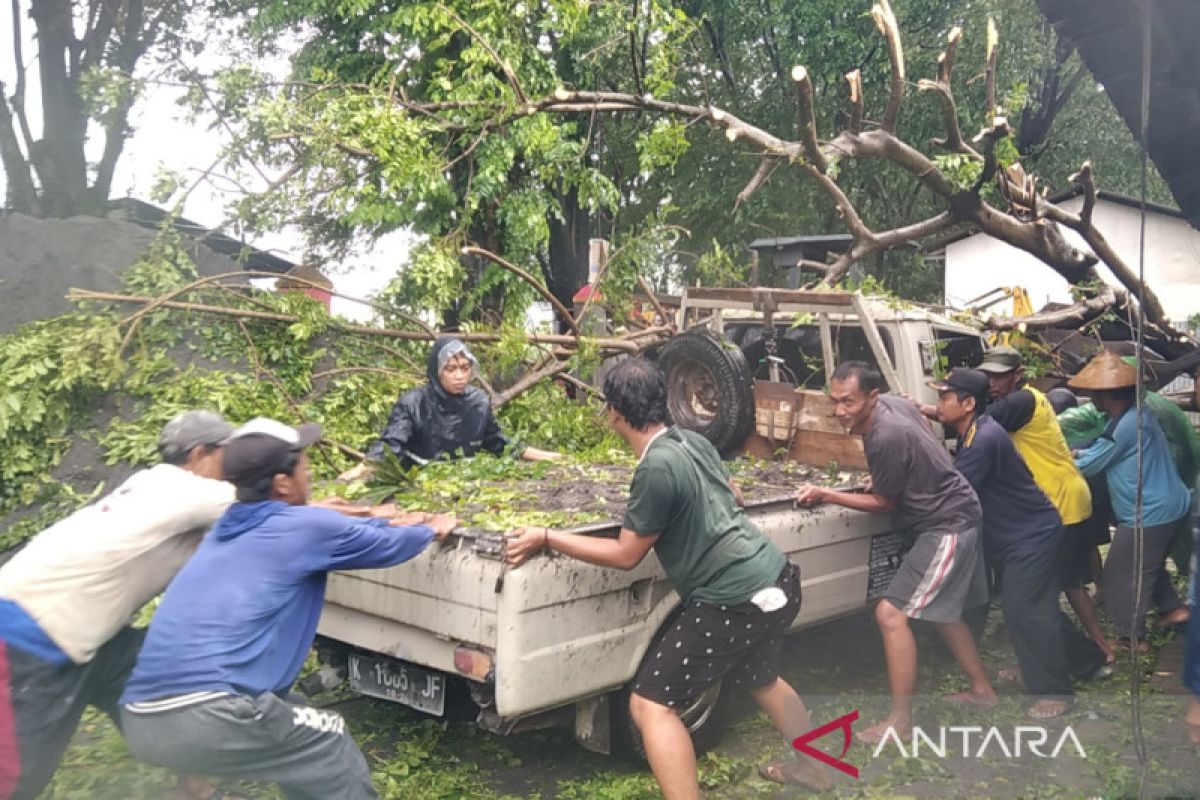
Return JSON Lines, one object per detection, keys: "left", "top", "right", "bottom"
{"left": 758, "top": 761, "right": 833, "bottom": 792}
{"left": 1026, "top": 698, "right": 1076, "bottom": 719}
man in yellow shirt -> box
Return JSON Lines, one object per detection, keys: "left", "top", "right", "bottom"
{"left": 976, "top": 346, "right": 1113, "bottom": 664}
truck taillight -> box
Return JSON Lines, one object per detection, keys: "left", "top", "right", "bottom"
{"left": 453, "top": 646, "right": 493, "bottom": 680}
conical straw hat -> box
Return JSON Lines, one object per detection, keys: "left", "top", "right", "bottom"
{"left": 1067, "top": 350, "right": 1140, "bottom": 390}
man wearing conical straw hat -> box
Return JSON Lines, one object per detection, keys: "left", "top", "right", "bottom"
{"left": 1069, "top": 350, "right": 1191, "bottom": 652}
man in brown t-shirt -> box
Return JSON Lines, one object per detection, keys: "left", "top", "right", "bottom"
{"left": 796, "top": 361, "right": 995, "bottom": 743}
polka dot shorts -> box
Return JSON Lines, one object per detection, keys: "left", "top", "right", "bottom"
{"left": 632, "top": 562, "right": 801, "bottom": 708}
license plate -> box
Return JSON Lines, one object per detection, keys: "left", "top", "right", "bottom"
{"left": 868, "top": 531, "right": 913, "bottom": 599}
{"left": 347, "top": 653, "right": 446, "bottom": 716}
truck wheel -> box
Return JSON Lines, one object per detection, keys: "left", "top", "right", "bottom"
{"left": 611, "top": 679, "right": 729, "bottom": 762}
{"left": 658, "top": 332, "right": 754, "bottom": 456}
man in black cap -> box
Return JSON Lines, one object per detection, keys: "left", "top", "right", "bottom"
{"left": 0, "top": 410, "right": 235, "bottom": 799}
{"left": 968, "top": 345, "right": 1112, "bottom": 663}
{"left": 119, "top": 417, "right": 458, "bottom": 800}
{"left": 932, "top": 368, "right": 1109, "bottom": 718}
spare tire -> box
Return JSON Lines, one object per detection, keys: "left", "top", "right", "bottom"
{"left": 657, "top": 332, "right": 754, "bottom": 457}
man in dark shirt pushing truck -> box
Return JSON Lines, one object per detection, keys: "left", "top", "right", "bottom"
{"left": 796, "top": 361, "right": 995, "bottom": 743}
{"left": 930, "top": 368, "right": 1108, "bottom": 719}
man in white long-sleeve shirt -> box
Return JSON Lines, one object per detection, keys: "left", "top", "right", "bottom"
{"left": 0, "top": 410, "right": 236, "bottom": 800}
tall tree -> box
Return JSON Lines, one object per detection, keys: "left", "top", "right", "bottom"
{"left": 0, "top": 0, "right": 200, "bottom": 216}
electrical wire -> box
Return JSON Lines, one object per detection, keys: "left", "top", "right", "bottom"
{"left": 1131, "top": 1, "right": 1152, "bottom": 795}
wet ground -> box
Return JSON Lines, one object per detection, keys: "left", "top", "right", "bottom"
{"left": 48, "top": 601, "right": 1198, "bottom": 799}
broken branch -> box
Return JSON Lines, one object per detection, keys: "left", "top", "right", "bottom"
{"left": 462, "top": 246, "right": 582, "bottom": 339}
{"left": 790, "top": 65, "right": 827, "bottom": 171}
{"left": 735, "top": 157, "right": 782, "bottom": 210}
{"left": 871, "top": 0, "right": 905, "bottom": 133}
{"left": 68, "top": 289, "right": 665, "bottom": 354}
{"left": 845, "top": 69, "right": 863, "bottom": 133}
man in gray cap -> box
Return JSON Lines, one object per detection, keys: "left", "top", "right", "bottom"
{"left": 0, "top": 410, "right": 236, "bottom": 799}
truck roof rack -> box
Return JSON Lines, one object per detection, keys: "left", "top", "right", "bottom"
{"left": 679, "top": 287, "right": 901, "bottom": 393}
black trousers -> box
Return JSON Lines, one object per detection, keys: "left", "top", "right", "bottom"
{"left": 0, "top": 626, "right": 144, "bottom": 800}
{"left": 998, "top": 542, "right": 1106, "bottom": 698}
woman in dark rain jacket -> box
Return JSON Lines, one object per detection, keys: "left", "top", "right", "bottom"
{"left": 339, "top": 338, "right": 560, "bottom": 480}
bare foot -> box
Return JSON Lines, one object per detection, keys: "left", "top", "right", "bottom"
{"left": 758, "top": 760, "right": 834, "bottom": 791}
{"left": 1186, "top": 698, "right": 1200, "bottom": 746}
{"left": 1027, "top": 697, "right": 1075, "bottom": 719}
{"left": 1119, "top": 638, "right": 1151, "bottom": 654}
{"left": 946, "top": 689, "right": 999, "bottom": 708}
{"left": 857, "top": 717, "right": 911, "bottom": 745}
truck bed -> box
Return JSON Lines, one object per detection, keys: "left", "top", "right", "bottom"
{"left": 319, "top": 458, "right": 898, "bottom": 720}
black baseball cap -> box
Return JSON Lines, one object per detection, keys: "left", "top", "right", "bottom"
{"left": 927, "top": 368, "right": 990, "bottom": 403}
{"left": 221, "top": 417, "right": 323, "bottom": 487}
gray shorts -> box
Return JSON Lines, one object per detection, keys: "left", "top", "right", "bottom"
{"left": 119, "top": 692, "right": 376, "bottom": 800}
{"left": 884, "top": 526, "right": 987, "bottom": 623}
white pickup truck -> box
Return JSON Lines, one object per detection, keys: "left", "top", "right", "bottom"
{"left": 315, "top": 288, "right": 986, "bottom": 755}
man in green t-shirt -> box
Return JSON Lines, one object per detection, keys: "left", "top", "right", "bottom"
{"left": 506, "top": 358, "right": 830, "bottom": 797}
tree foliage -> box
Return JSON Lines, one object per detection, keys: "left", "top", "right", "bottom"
{"left": 187, "top": 0, "right": 1170, "bottom": 323}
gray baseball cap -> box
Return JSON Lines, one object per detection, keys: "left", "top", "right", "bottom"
{"left": 158, "top": 410, "right": 235, "bottom": 462}
{"left": 977, "top": 345, "right": 1023, "bottom": 374}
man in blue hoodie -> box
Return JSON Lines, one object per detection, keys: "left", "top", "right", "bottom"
{"left": 119, "top": 417, "right": 457, "bottom": 799}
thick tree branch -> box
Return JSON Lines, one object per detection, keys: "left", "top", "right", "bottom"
{"left": 828, "top": 129, "right": 955, "bottom": 199}
{"left": 870, "top": 0, "right": 905, "bottom": 133}
{"left": 918, "top": 79, "right": 979, "bottom": 157}
{"left": 789, "top": 66, "right": 826, "bottom": 172}
{"left": 983, "top": 283, "right": 1123, "bottom": 332}
{"left": 492, "top": 358, "right": 572, "bottom": 407}
{"left": 462, "top": 246, "right": 582, "bottom": 338}
{"left": 845, "top": 69, "right": 863, "bottom": 134}
{"left": 0, "top": 88, "right": 37, "bottom": 212}
{"left": 1038, "top": 163, "right": 1175, "bottom": 335}
{"left": 734, "top": 157, "right": 782, "bottom": 210}
{"left": 983, "top": 18, "right": 998, "bottom": 117}
{"left": 10, "top": 0, "right": 35, "bottom": 158}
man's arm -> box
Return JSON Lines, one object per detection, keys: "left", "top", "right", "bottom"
{"left": 318, "top": 511, "right": 457, "bottom": 571}
{"left": 521, "top": 446, "right": 563, "bottom": 462}
{"left": 1074, "top": 430, "right": 1123, "bottom": 477}
{"left": 986, "top": 389, "right": 1036, "bottom": 432}
{"left": 506, "top": 525, "right": 659, "bottom": 570}
{"left": 728, "top": 478, "right": 746, "bottom": 507}
{"left": 795, "top": 484, "right": 896, "bottom": 513}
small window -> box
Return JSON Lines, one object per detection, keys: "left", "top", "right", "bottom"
{"left": 925, "top": 328, "right": 986, "bottom": 376}
{"left": 729, "top": 322, "right": 895, "bottom": 389}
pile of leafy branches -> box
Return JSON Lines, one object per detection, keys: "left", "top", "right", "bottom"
{"left": 0, "top": 231, "right": 619, "bottom": 549}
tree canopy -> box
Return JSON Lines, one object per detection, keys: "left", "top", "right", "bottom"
{"left": 184, "top": 0, "right": 1168, "bottom": 323}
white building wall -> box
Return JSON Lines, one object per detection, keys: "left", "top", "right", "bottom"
{"left": 944, "top": 196, "right": 1200, "bottom": 322}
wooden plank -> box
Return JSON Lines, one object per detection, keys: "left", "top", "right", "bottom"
{"left": 851, "top": 294, "right": 902, "bottom": 393}
{"left": 685, "top": 287, "right": 855, "bottom": 307}
{"left": 818, "top": 313, "right": 835, "bottom": 387}
{"left": 788, "top": 429, "right": 867, "bottom": 469}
